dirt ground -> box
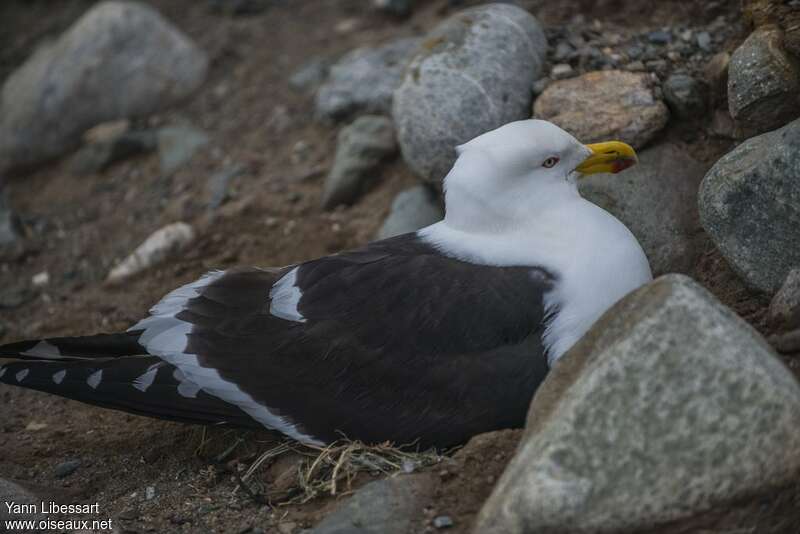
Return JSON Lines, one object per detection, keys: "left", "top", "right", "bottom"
{"left": 1, "top": 0, "right": 798, "bottom": 533}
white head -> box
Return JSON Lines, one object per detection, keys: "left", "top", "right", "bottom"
{"left": 442, "top": 119, "right": 637, "bottom": 233}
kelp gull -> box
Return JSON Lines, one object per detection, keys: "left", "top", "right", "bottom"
{"left": 0, "top": 120, "right": 651, "bottom": 449}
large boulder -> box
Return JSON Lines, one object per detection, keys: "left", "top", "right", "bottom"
{"left": 579, "top": 143, "right": 708, "bottom": 275}
{"left": 315, "top": 37, "right": 421, "bottom": 122}
{"left": 698, "top": 117, "right": 800, "bottom": 294}
{"left": 728, "top": 27, "right": 800, "bottom": 138}
{"left": 476, "top": 274, "right": 800, "bottom": 534}
{"left": 534, "top": 70, "right": 669, "bottom": 149}
{"left": 393, "top": 4, "right": 547, "bottom": 184}
{"left": 0, "top": 1, "right": 208, "bottom": 173}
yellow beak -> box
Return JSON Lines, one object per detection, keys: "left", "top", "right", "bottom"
{"left": 575, "top": 141, "right": 638, "bottom": 175}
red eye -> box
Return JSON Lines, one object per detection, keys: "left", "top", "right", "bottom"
{"left": 542, "top": 156, "right": 559, "bottom": 168}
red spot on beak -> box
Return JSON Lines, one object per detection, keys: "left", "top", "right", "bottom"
{"left": 611, "top": 157, "right": 636, "bottom": 174}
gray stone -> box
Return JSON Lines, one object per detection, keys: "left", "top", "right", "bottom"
{"left": 289, "top": 57, "right": 329, "bottom": 93}
{"left": 310, "top": 474, "right": 434, "bottom": 534}
{"left": 696, "top": 30, "right": 712, "bottom": 52}
{"left": 157, "top": 124, "right": 209, "bottom": 175}
{"left": 698, "top": 118, "right": 800, "bottom": 294}
{"left": 476, "top": 274, "right": 800, "bottom": 534}
{"left": 322, "top": 116, "right": 397, "bottom": 210}
{"left": 580, "top": 143, "right": 708, "bottom": 275}
{"left": 0, "top": 190, "right": 19, "bottom": 246}
{"left": 0, "top": 1, "right": 208, "bottom": 172}
{"left": 647, "top": 29, "right": 672, "bottom": 45}
{"left": 769, "top": 268, "right": 800, "bottom": 331}
{"left": 315, "top": 37, "right": 421, "bottom": 122}
{"left": 70, "top": 130, "right": 156, "bottom": 175}
{"left": 373, "top": 0, "right": 413, "bottom": 17}
{"left": 0, "top": 478, "right": 44, "bottom": 525}
{"left": 54, "top": 459, "right": 81, "bottom": 478}
{"left": 728, "top": 27, "right": 800, "bottom": 139}
{"left": 662, "top": 74, "right": 707, "bottom": 119}
{"left": 376, "top": 185, "right": 443, "bottom": 240}
{"left": 534, "top": 70, "right": 669, "bottom": 149}
{"left": 393, "top": 4, "right": 547, "bottom": 184}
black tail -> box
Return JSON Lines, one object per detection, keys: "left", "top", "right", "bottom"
{"left": 0, "top": 333, "right": 258, "bottom": 428}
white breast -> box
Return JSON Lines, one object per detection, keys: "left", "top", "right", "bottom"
{"left": 419, "top": 197, "right": 652, "bottom": 364}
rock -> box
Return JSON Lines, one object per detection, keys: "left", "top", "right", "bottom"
{"left": 476, "top": 274, "right": 800, "bottom": 534}
{"left": 393, "top": 4, "right": 547, "bottom": 184}
{"left": 70, "top": 130, "right": 156, "bottom": 175}
{"left": 31, "top": 271, "right": 49, "bottom": 287}
{"left": 698, "top": 118, "right": 800, "bottom": 294}
{"left": 432, "top": 515, "right": 454, "bottom": 529}
{"left": 0, "top": 1, "right": 208, "bottom": 172}
{"left": 321, "top": 116, "right": 397, "bottom": 210}
{"left": 709, "top": 109, "right": 735, "bottom": 139}
{"left": 770, "top": 329, "right": 800, "bottom": 354}
{"left": 315, "top": 37, "right": 420, "bottom": 122}
{"left": 704, "top": 52, "right": 730, "bottom": 103}
{"left": 373, "top": 0, "right": 413, "bottom": 17}
{"left": 106, "top": 222, "right": 195, "bottom": 284}
{"left": 551, "top": 63, "right": 574, "bottom": 79}
{"left": 309, "top": 474, "right": 435, "bottom": 534}
{"left": 157, "top": 124, "right": 209, "bottom": 175}
{"left": 769, "top": 269, "right": 800, "bottom": 331}
{"left": 0, "top": 478, "right": 44, "bottom": 525}
{"left": 208, "top": 0, "right": 270, "bottom": 15}
{"left": 208, "top": 165, "right": 245, "bottom": 210}
{"left": 728, "top": 27, "right": 800, "bottom": 139}
{"left": 54, "top": 459, "right": 81, "bottom": 478}
{"left": 580, "top": 143, "right": 708, "bottom": 275}
{"left": 696, "top": 31, "right": 712, "bottom": 52}
{"left": 662, "top": 74, "right": 706, "bottom": 119}
{"left": 289, "top": 57, "right": 329, "bottom": 93}
{"left": 376, "top": 185, "right": 443, "bottom": 240}
{"left": 744, "top": 0, "right": 800, "bottom": 57}
{"left": 534, "top": 71, "right": 669, "bottom": 149}
{"left": 0, "top": 190, "right": 20, "bottom": 246}
{"left": 647, "top": 29, "right": 672, "bottom": 45}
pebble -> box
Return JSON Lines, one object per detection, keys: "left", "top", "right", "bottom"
{"left": 145, "top": 486, "right": 156, "bottom": 500}
{"left": 31, "top": 271, "right": 49, "bottom": 287}
{"left": 696, "top": 31, "right": 712, "bottom": 52}
{"left": 54, "top": 459, "right": 81, "bottom": 478}
{"left": 288, "top": 57, "right": 328, "bottom": 93}
{"left": 647, "top": 29, "right": 672, "bottom": 45}
{"left": 157, "top": 124, "right": 210, "bottom": 175}
{"left": 662, "top": 74, "right": 707, "bottom": 119}
{"left": 432, "top": 515, "right": 454, "bottom": 529}
{"left": 551, "top": 63, "right": 574, "bottom": 79}
{"left": 769, "top": 269, "right": 800, "bottom": 331}
{"left": 106, "top": 222, "right": 196, "bottom": 284}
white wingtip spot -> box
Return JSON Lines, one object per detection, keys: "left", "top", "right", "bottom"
{"left": 21, "top": 340, "right": 62, "bottom": 359}
{"left": 133, "top": 364, "right": 160, "bottom": 392}
{"left": 269, "top": 267, "right": 307, "bottom": 323}
{"left": 15, "top": 369, "right": 29, "bottom": 382}
{"left": 87, "top": 369, "right": 103, "bottom": 389}
{"left": 52, "top": 370, "right": 66, "bottom": 384}
{"left": 0, "top": 367, "right": 6, "bottom": 379}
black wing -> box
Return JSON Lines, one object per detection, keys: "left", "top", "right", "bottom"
{"left": 156, "top": 233, "right": 555, "bottom": 448}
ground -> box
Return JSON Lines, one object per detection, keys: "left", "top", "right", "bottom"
{"left": 0, "top": 1, "right": 797, "bottom": 533}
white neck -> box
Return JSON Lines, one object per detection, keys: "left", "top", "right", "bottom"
{"left": 419, "top": 193, "right": 652, "bottom": 364}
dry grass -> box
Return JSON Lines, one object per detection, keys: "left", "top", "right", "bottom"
{"left": 235, "top": 437, "right": 445, "bottom": 505}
